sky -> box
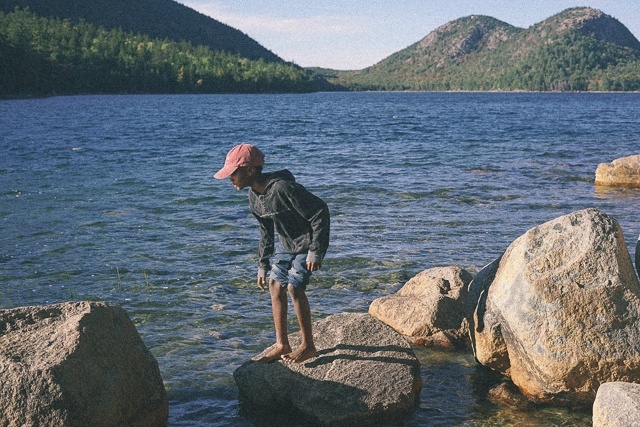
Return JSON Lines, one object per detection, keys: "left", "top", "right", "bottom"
{"left": 176, "top": 1, "right": 640, "bottom": 70}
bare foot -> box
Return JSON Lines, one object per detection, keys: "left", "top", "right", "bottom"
{"left": 282, "top": 344, "right": 317, "bottom": 363}
{"left": 257, "top": 344, "right": 292, "bottom": 364}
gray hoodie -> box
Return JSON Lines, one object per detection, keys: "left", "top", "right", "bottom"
{"left": 248, "top": 170, "right": 330, "bottom": 278}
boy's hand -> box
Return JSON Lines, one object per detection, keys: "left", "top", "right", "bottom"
{"left": 257, "top": 276, "right": 266, "bottom": 291}
{"left": 307, "top": 261, "right": 321, "bottom": 272}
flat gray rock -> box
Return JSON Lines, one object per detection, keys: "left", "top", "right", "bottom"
{"left": 234, "top": 313, "right": 422, "bottom": 426}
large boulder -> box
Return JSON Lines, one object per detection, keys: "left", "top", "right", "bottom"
{"left": 368, "top": 266, "right": 474, "bottom": 349}
{"left": 473, "top": 208, "right": 640, "bottom": 405}
{"left": 593, "top": 382, "right": 640, "bottom": 427}
{"left": 595, "top": 154, "right": 640, "bottom": 187}
{"left": 0, "top": 301, "right": 168, "bottom": 427}
{"left": 234, "top": 313, "right": 422, "bottom": 426}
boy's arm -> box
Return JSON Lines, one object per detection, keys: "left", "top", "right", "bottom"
{"left": 253, "top": 213, "right": 275, "bottom": 289}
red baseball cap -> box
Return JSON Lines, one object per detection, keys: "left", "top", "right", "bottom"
{"left": 214, "top": 143, "right": 265, "bottom": 179}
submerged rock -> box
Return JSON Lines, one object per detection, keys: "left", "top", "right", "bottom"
{"left": 234, "top": 313, "right": 422, "bottom": 426}
{"left": 0, "top": 301, "right": 168, "bottom": 427}
{"left": 595, "top": 154, "right": 640, "bottom": 187}
{"left": 369, "top": 266, "right": 474, "bottom": 349}
{"left": 593, "top": 382, "right": 640, "bottom": 427}
{"left": 473, "top": 208, "right": 640, "bottom": 405}
{"left": 488, "top": 381, "right": 532, "bottom": 408}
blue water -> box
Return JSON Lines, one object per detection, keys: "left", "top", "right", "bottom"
{"left": 1, "top": 92, "right": 640, "bottom": 426}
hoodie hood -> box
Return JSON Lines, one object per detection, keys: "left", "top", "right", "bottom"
{"left": 263, "top": 169, "right": 295, "bottom": 184}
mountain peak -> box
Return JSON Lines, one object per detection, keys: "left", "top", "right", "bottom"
{"left": 327, "top": 7, "right": 640, "bottom": 91}
{"left": 538, "top": 7, "right": 640, "bottom": 50}
{"left": 416, "top": 15, "right": 519, "bottom": 65}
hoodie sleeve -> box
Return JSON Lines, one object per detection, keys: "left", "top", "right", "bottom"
{"left": 253, "top": 213, "right": 275, "bottom": 278}
{"left": 287, "top": 184, "right": 330, "bottom": 264}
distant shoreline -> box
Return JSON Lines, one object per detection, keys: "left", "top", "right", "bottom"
{"left": 3, "top": 89, "right": 640, "bottom": 101}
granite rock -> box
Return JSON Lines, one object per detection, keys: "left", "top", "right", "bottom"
{"left": 0, "top": 301, "right": 168, "bottom": 427}
{"left": 473, "top": 208, "right": 640, "bottom": 405}
{"left": 369, "top": 266, "right": 474, "bottom": 349}
{"left": 593, "top": 382, "right": 640, "bottom": 427}
{"left": 595, "top": 154, "right": 640, "bottom": 187}
{"left": 234, "top": 313, "right": 422, "bottom": 426}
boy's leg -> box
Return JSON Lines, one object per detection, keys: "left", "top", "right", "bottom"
{"left": 283, "top": 284, "right": 317, "bottom": 363}
{"left": 258, "top": 279, "right": 292, "bottom": 363}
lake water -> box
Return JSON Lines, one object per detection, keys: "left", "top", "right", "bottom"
{"left": 1, "top": 92, "right": 640, "bottom": 426}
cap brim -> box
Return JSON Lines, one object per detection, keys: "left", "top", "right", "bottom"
{"left": 213, "top": 165, "right": 237, "bottom": 179}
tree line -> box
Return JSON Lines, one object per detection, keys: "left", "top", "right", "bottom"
{"left": 0, "top": 8, "right": 328, "bottom": 96}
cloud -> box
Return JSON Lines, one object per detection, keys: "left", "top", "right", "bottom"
{"left": 181, "top": 2, "right": 366, "bottom": 36}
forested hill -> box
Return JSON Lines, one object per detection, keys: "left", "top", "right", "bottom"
{"left": 326, "top": 8, "right": 640, "bottom": 91}
{"left": 0, "top": 0, "right": 281, "bottom": 63}
{"left": 0, "top": 9, "right": 329, "bottom": 96}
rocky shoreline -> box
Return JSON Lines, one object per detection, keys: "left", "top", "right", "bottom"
{"left": 235, "top": 206, "right": 640, "bottom": 425}
{"left": 2, "top": 155, "right": 639, "bottom": 426}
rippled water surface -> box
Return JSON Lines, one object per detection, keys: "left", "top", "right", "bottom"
{"left": 2, "top": 92, "right": 640, "bottom": 426}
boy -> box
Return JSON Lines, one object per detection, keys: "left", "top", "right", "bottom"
{"left": 214, "top": 143, "right": 330, "bottom": 363}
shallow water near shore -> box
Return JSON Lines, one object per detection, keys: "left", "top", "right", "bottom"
{"left": 1, "top": 92, "right": 639, "bottom": 425}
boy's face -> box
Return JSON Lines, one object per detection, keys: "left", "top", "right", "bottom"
{"left": 229, "top": 166, "right": 253, "bottom": 190}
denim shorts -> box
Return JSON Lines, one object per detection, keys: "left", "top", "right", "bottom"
{"left": 269, "top": 249, "right": 311, "bottom": 290}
